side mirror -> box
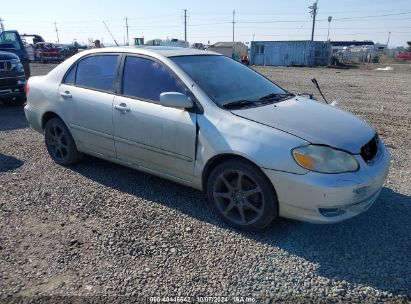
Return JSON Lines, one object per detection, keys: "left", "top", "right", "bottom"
{"left": 159, "top": 92, "right": 193, "bottom": 109}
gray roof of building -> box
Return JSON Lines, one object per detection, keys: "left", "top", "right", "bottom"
{"left": 211, "top": 42, "right": 244, "bottom": 48}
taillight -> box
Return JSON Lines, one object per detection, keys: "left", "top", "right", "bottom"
{"left": 25, "top": 82, "right": 30, "bottom": 94}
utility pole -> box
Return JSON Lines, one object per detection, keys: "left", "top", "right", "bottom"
{"left": 0, "top": 18, "right": 4, "bottom": 32}
{"left": 125, "top": 17, "right": 129, "bottom": 46}
{"left": 54, "top": 22, "right": 60, "bottom": 43}
{"left": 326, "top": 16, "right": 332, "bottom": 41}
{"left": 252, "top": 34, "right": 255, "bottom": 42}
{"left": 386, "top": 31, "right": 391, "bottom": 48}
{"left": 184, "top": 9, "right": 187, "bottom": 43}
{"left": 309, "top": 1, "right": 318, "bottom": 41}
{"left": 232, "top": 10, "right": 236, "bottom": 42}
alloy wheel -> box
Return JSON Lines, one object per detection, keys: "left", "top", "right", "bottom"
{"left": 45, "top": 124, "right": 69, "bottom": 161}
{"left": 213, "top": 170, "right": 265, "bottom": 225}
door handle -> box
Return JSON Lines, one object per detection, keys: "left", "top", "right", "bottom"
{"left": 114, "top": 103, "right": 130, "bottom": 113}
{"left": 60, "top": 91, "right": 72, "bottom": 98}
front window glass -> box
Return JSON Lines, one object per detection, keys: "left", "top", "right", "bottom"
{"left": 75, "top": 55, "right": 118, "bottom": 92}
{"left": 0, "top": 32, "right": 22, "bottom": 50}
{"left": 170, "top": 55, "right": 285, "bottom": 106}
{"left": 122, "top": 56, "right": 184, "bottom": 101}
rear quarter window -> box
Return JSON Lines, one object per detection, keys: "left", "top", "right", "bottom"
{"left": 63, "top": 65, "right": 76, "bottom": 85}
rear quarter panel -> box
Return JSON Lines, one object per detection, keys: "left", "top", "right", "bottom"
{"left": 25, "top": 75, "right": 63, "bottom": 133}
{"left": 25, "top": 52, "right": 83, "bottom": 132}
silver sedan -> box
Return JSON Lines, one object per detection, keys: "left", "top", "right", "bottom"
{"left": 24, "top": 47, "right": 390, "bottom": 231}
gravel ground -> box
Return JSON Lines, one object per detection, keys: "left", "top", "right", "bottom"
{"left": 0, "top": 63, "right": 410, "bottom": 303}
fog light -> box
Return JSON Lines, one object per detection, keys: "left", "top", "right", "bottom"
{"left": 319, "top": 208, "right": 346, "bottom": 217}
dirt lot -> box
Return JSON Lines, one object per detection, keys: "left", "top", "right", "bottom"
{"left": 1, "top": 63, "right": 410, "bottom": 303}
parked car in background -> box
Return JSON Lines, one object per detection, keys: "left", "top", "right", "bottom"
{"left": 0, "top": 51, "right": 27, "bottom": 105}
{"left": 24, "top": 47, "right": 390, "bottom": 231}
{"left": 0, "top": 30, "right": 30, "bottom": 78}
{"left": 21, "top": 34, "right": 46, "bottom": 62}
{"left": 57, "top": 44, "right": 78, "bottom": 60}
{"left": 0, "top": 30, "right": 29, "bottom": 105}
{"left": 34, "top": 42, "right": 65, "bottom": 63}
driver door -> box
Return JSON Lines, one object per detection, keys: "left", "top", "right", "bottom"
{"left": 113, "top": 55, "right": 197, "bottom": 182}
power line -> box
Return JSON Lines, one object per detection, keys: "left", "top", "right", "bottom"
{"left": 232, "top": 8, "right": 411, "bottom": 16}
{"left": 188, "top": 22, "right": 230, "bottom": 27}
{"left": 11, "top": 11, "right": 411, "bottom": 28}
{"left": 322, "top": 11, "right": 411, "bottom": 21}
{"left": 235, "top": 12, "right": 411, "bottom": 24}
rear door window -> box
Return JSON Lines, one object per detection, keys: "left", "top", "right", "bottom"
{"left": 75, "top": 55, "right": 118, "bottom": 92}
{"left": 122, "top": 56, "right": 184, "bottom": 101}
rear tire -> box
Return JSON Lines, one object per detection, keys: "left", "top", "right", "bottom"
{"left": 44, "top": 118, "right": 83, "bottom": 165}
{"left": 206, "top": 159, "right": 279, "bottom": 231}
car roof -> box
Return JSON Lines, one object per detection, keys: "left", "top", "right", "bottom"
{"left": 89, "top": 46, "right": 221, "bottom": 58}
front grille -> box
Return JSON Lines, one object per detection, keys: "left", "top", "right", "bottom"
{"left": 0, "top": 78, "right": 17, "bottom": 88}
{"left": 361, "top": 134, "right": 378, "bottom": 162}
{"left": 0, "top": 61, "right": 12, "bottom": 70}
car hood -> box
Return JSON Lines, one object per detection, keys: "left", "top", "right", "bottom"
{"left": 231, "top": 97, "right": 375, "bottom": 154}
{"left": 0, "top": 51, "right": 19, "bottom": 60}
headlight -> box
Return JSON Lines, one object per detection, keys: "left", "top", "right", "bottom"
{"left": 10, "top": 59, "right": 24, "bottom": 71}
{"left": 292, "top": 145, "right": 359, "bottom": 173}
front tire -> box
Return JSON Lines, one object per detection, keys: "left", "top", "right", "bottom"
{"left": 206, "top": 159, "right": 279, "bottom": 231}
{"left": 44, "top": 118, "right": 83, "bottom": 165}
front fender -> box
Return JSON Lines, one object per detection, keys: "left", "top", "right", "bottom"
{"left": 195, "top": 111, "right": 309, "bottom": 178}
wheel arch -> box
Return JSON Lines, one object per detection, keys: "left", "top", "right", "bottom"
{"left": 41, "top": 111, "right": 61, "bottom": 130}
{"left": 202, "top": 153, "right": 276, "bottom": 194}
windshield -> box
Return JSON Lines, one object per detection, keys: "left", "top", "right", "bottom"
{"left": 170, "top": 55, "right": 286, "bottom": 107}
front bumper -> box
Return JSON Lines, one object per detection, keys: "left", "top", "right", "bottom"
{"left": 263, "top": 142, "right": 390, "bottom": 223}
{"left": 0, "top": 81, "right": 25, "bottom": 101}
{"left": 41, "top": 55, "right": 64, "bottom": 61}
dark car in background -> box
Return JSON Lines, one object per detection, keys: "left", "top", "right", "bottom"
{"left": 0, "top": 51, "right": 26, "bottom": 105}
{"left": 0, "top": 30, "right": 30, "bottom": 78}
{"left": 34, "top": 42, "right": 65, "bottom": 63}
{"left": 0, "top": 30, "right": 29, "bottom": 105}
{"left": 57, "top": 44, "right": 78, "bottom": 60}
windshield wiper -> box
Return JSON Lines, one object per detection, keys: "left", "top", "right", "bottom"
{"left": 222, "top": 99, "right": 257, "bottom": 109}
{"left": 258, "top": 92, "right": 295, "bottom": 101}
{"left": 222, "top": 93, "right": 295, "bottom": 109}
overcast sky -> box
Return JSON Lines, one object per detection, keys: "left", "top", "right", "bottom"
{"left": 1, "top": 0, "right": 410, "bottom": 47}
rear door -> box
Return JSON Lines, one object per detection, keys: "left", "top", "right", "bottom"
{"left": 113, "top": 55, "right": 197, "bottom": 182}
{"left": 58, "top": 54, "right": 120, "bottom": 158}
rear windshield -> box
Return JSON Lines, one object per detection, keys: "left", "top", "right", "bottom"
{"left": 170, "top": 55, "right": 285, "bottom": 106}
